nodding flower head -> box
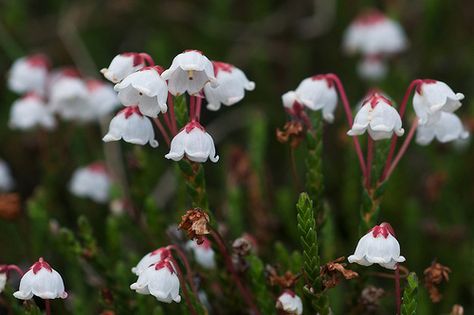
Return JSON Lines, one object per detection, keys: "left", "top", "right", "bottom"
{"left": 276, "top": 290, "right": 303, "bottom": 315}
{"left": 357, "top": 55, "right": 388, "bottom": 81}
{"left": 416, "top": 112, "right": 469, "bottom": 145}
{"left": 131, "top": 247, "right": 172, "bottom": 276}
{"left": 101, "top": 52, "right": 146, "bottom": 83}
{"left": 69, "top": 162, "right": 111, "bottom": 204}
{"left": 9, "top": 93, "right": 56, "bottom": 131}
{"left": 186, "top": 237, "right": 216, "bottom": 269}
{"left": 8, "top": 54, "right": 49, "bottom": 95}
{"left": 86, "top": 79, "right": 120, "bottom": 118}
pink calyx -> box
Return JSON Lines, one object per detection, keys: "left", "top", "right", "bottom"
{"left": 282, "top": 289, "right": 296, "bottom": 298}
{"left": 61, "top": 67, "right": 81, "bottom": 78}
{"left": 120, "top": 106, "right": 143, "bottom": 119}
{"left": 121, "top": 52, "right": 145, "bottom": 67}
{"left": 199, "top": 237, "right": 212, "bottom": 250}
{"left": 355, "top": 9, "right": 386, "bottom": 25}
{"left": 150, "top": 247, "right": 171, "bottom": 260}
{"left": 184, "top": 49, "right": 203, "bottom": 55}
{"left": 367, "top": 92, "right": 392, "bottom": 108}
{"left": 184, "top": 120, "right": 205, "bottom": 133}
{"left": 140, "top": 65, "right": 165, "bottom": 75}
{"left": 87, "top": 162, "right": 107, "bottom": 173}
{"left": 86, "top": 79, "right": 104, "bottom": 92}
{"left": 311, "top": 74, "right": 334, "bottom": 88}
{"left": 371, "top": 222, "right": 395, "bottom": 238}
{"left": 23, "top": 92, "right": 42, "bottom": 101}
{"left": 31, "top": 257, "right": 53, "bottom": 274}
{"left": 212, "top": 61, "right": 233, "bottom": 77}
{"left": 415, "top": 79, "right": 437, "bottom": 94}
{"left": 154, "top": 259, "right": 175, "bottom": 274}
{"left": 27, "top": 54, "right": 50, "bottom": 68}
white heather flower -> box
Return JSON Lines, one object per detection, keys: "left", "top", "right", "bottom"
{"left": 204, "top": 61, "right": 255, "bottom": 111}
{"left": 348, "top": 92, "right": 404, "bottom": 140}
{"left": 132, "top": 248, "right": 171, "bottom": 276}
{"left": 416, "top": 112, "right": 469, "bottom": 145}
{"left": 293, "top": 75, "right": 338, "bottom": 122}
{"left": 9, "top": 93, "right": 56, "bottom": 130}
{"left": 413, "top": 80, "right": 464, "bottom": 125}
{"left": 114, "top": 66, "right": 168, "bottom": 117}
{"left": 130, "top": 259, "right": 181, "bottom": 303}
{"left": 8, "top": 54, "right": 49, "bottom": 95}
{"left": 165, "top": 121, "right": 219, "bottom": 163}
{"left": 276, "top": 290, "right": 303, "bottom": 315}
{"left": 348, "top": 222, "right": 405, "bottom": 270}
{"left": 69, "top": 162, "right": 111, "bottom": 203}
{"left": 161, "top": 50, "right": 216, "bottom": 96}
{"left": 357, "top": 56, "right": 388, "bottom": 80}
{"left": 0, "top": 159, "right": 14, "bottom": 192}
{"left": 186, "top": 238, "right": 216, "bottom": 269}
{"left": 101, "top": 52, "right": 146, "bottom": 83}
{"left": 103, "top": 106, "right": 159, "bottom": 147}
{"left": 13, "top": 258, "right": 68, "bottom": 300}
{"left": 86, "top": 80, "right": 120, "bottom": 117}
{"left": 343, "top": 10, "right": 407, "bottom": 56}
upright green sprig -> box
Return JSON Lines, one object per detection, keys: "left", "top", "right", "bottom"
{"left": 402, "top": 273, "right": 419, "bottom": 315}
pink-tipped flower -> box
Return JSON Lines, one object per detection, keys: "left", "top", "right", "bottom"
{"left": 165, "top": 121, "right": 219, "bottom": 163}
{"left": 0, "top": 159, "right": 14, "bottom": 192}
{"left": 114, "top": 66, "right": 168, "bottom": 117}
{"left": 69, "top": 162, "right": 111, "bottom": 203}
{"left": 413, "top": 80, "right": 464, "bottom": 125}
{"left": 13, "top": 258, "right": 68, "bottom": 300}
{"left": 101, "top": 52, "right": 146, "bottom": 83}
{"left": 161, "top": 50, "right": 216, "bottom": 96}
{"left": 276, "top": 290, "right": 303, "bottom": 315}
{"left": 131, "top": 248, "right": 171, "bottom": 276}
{"left": 102, "top": 106, "right": 159, "bottom": 147}
{"left": 357, "top": 55, "right": 388, "bottom": 80}
{"left": 416, "top": 112, "right": 469, "bottom": 145}
{"left": 9, "top": 93, "right": 56, "bottom": 130}
{"left": 130, "top": 259, "right": 181, "bottom": 303}
{"left": 8, "top": 54, "right": 49, "bottom": 95}
{"left": 347, "top": 92, "right": 404, "bottom": 140}
{"left": 203, "top": 61, "right": 255, "bottom": 111}
{"left": 186, "top": 238, "right": 216, "bottom": 269}
{"left": 86, "top": 80, "right": 120, "bottom": 117}
{"left": 348, "top": 222, "right": 405, "bottom": 270}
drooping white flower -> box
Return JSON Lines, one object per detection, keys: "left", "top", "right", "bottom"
{"left": 103, "top": 106, "right": 159, "bottom": 147}
{"left": 9, "top": 93, "right": 56, "bottom": 130}
{"left": 132, "top": 248, "right": 171, "bottom": 276}
{"left": 165, "top": 121, "right": 219, "bottom": 163}
{"left": 86, "top": 80, "right": 120, "bottom": 118}
{"left": 347, "top": 92, "right": 404, "bottom": 140}
{"left": 416, "top": 112, "right": 469, "bottom": 145}
{"left": 343, "top": 10, "right": 407, "bottom": 56}
{"left": 13, "top": 258, "right": 68, "bottom": 300}
{"left": 114, "top": 66, "right": 168, "bottom": 117}
{"left": 348, "top": 222, "right": 405, "bottom": 270}
{"left": 276, "top": 290, "right": 303, "bottom": 315}
{"left": 101, "top": 52, "right": 146, "bottom": 83}
{"left": 0, "top": 159, "right": 14, "bottom": 192}
{"left": 69, "top": 162, "right": 111, "bottom": 203}
{"left": 204, "top": 61, "right": 255, "bottom": 111}
{"left": 357, "top": 56, "right": 388, "bottom": 80}
{"left": 8, "top": 54, "right": 49, "bottom": 95}
{"left": 130, "top": 259, "right": 181, "bottom": 303}
{"left": 186, "top": 238, "right": 216, "bottom": 269}
{"left": 413, "top": 80, "right": 464, "bottom": 125}
{"left": 0, "top": 272, "right": 7, "bottom": 293}
{"left": 161, "top": 50, "right": 216, "bottom": 96}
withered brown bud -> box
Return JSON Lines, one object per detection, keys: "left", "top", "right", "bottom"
{"left": 267, "top": 265, "right": 300, "bottom": 288}
{"left": 320, "top": 257, "right": 358, "bottom": 289}
{"left": 276, "top": 121, "right": 305, "bottom": 148}
{"left": 232, "top": 236, "right": 254, "bottom": 257}
{"left": 424, "top": 261, "right": 451, "bottom": 303}
{"left": 178, "top": 208, "right": 210, "bottom": 244}
{"left": 0, "top": 193, "right": 21, "bottom": 220}
{"left": 450, "top": 304, "right": 464, "bottom": 315}
{"left": 359, "top": 286, "right": 385, "bottom": 313}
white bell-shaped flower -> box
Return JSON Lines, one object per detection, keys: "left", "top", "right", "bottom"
{"left": 132, "top": 248, "right": 171, "bottom": 276}
{"left": 9, "top": 93, "right": 56, "bottom": 130}
{"left": 276, "top": 290, "right": 303, "bottom": 315}
{"left": 130, "top": 259, "right": 181, "bottom": 303}
{"left": 186, "top": 238, "right": 216, "bottom": 269}
{"left": 161, "top": 50, "right": 216, "bottom": 96}
{"left": 8, "top": 54, "right": 49, "bottom": 95}
{"left": 165, "top": 121, "right": 219, "bottom": 163}
{"left": 13, "top": 258, "right": 68, "bottom": 300}
{"left": 114, "top": 66, "right": 168, "bottom": 117}
{"left": 204, "top": 61, "right": 255, "bottom": 111}
{"left": 348, "top": 93, "right": 404, "bottom": 140}
{"left": 293, "top": 75, "right": 338, "bottom": 122}
{"left": 413, "top": 80, "right": 464, "bottom": 125}
{"left": 69, "top": 162, "right": 111, "bottom": 203}
{"left": 416, "top": 112, "right": 469, "bottom": 145}
{"left": 357, "top": 56, "right": 388, "bottom": 80}
{"left": 343, "top": 10, "right": 407, "bottom": 56}
{"left": 103, "top": 106, "right": 158, "bottom": 147}
{"left": 86, "top": 80, "right": 120, "bottom": 118}
{"left": 101, "top": 52, "right": 145, "bottom": 83}
{"left": 348, "top": 222, "right": 405, "bottom": 270}
{"left": 0, "top": 159, "right": 14, "bottom": 192}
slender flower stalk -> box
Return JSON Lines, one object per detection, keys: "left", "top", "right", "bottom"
{"left": 139, "top": 53, "right": 155, "bottom": 67}
{"left": 385, "top": 119, "right": 418, "bottom": 180}
{"left": 189, "top": 95, "right": 196, "bottom": 120}
{"left": 167, "top": 256, "right": 198, "bottom": 315}
{"left": 366, "top": 137, "right": 374, "bottom": 189}
{"left": 195, "top": 96, "right": 203, "bottom": 121}
{"left": 167, "top": 245, "right": 198, "bottom": 296}
{"left": 153, "top": 118, "right": 171, "bottom": 146}
{"left": 162, "top": 112, "right": 174, "bottom": 134}
{"left": 45, "top": 300, "right": 51, "bottom": 315}
{"left": 395, "top": 264, "right": 401, "bottom": 315}
{"left": 6, "top": 264, "right": 24, "bottom": 277}
{"left": 167, "top": 93, "right": 178, "bottom": 135}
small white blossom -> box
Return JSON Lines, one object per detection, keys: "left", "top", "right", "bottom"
{"left": 8, "top": 54, "right": 49, "bottom": 95}
{"left": 276, "top": 290, "right": 303, "bottom": 315}
{"left": 101, "top": 53, "right": 145, "bottom": 83}
{"left": 348, "top": 222, "right": 405, "bottom": 270}
{"left": 86, "top": 80, "right": 120, "bottom": 118}
{"left": 348, "top": 92, "right": 404, "bottom": 140}
{"left": 186, "top": 238, "right": 216, "bottom": 269}
{"left": 161, "top": 50, "right": 216, "bottom": 96}
{"left": 130, "top": 259, "right": 181, "bottom": 303}
{"left": 69, "top": 162, "right": 111, "bottom": 203}
{"left": 132, "top": 248, "right": 171, "bottom": 276}
{"left": 9, "top": 94, "right": 56, "bottom": 130}
{"left": 0, "top": 159, "right": 14, "bottom": 192}
{"left": 103, "top": 106, "right": 159, "bottom": 147}
{"left": 416, "top": 112, "right": 469, "bottom": 145}
{"left": 13, "top": 258, "right": 68, "bottom": 300}
{"left": 413, "top": 80, "right": 464, "bottom": 125}
{"left": 204, "top": 61, "right": 255, "bottom": 111}
{"left": 114, "top": 66, "right": 168, "bottom": 117}
{"left": 165, "top": 121, "right": 219, "bottom": 163}
{"left": 0, "top": 272, "right": 6, "bottom": 293}
{"left": 357, "top": 56, "right": 388, "bottom": 80}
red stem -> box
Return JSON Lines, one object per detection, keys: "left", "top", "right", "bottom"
{"left": 366, "top": 137, "right": 374, "bottom": 189}
{"left": 153, "top": 118, "right": 171, "bottom": 146}
{"left": 395, "top": 264, "right": 401, "bottom": 315}
{"left": 168, "top": 256, "right": 198, "bottom": 315}
{"left": 7, "top": 264, "right": 24, "bottom": 277}
{"left": 167, "top": 245, "right": 198, "bottom": 296}
{"left": 385, "top": 119, "right": 418, "bottom": 180}
{"left": 139, "top": 53, "right": 155, "bottom": 66}
{"left": 195, "top": 96, "right": 202, "bottom": 122}
{"left": 190, "top": 96, "right": 196, "bottom": 120}
{"left": 167, "top": 93, "right": 178, "bottom": 135}
{"left": 45, "top": 299, "right": 51, "bottom": 315}
{"left": 163, "top": 112, "right": 173, "bottom": 133}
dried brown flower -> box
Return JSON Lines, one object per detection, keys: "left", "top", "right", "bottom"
{"left": 0, "top": 193, "right": 21, "bottom": 220}
{"left": 232, "top": 235, "right": 254, "bottom": 257}
{"left": 276, "top": 121, "right": 305, "bottom": 148}
{"left": 424, "top": 261, "right": 451, "bottom": 303}
{"left": 359, "top": 285, "right": 385, "bottom": 313}
{"left": 450, "top": 304, "right": 464, "bottom": 315}
{"left": 320, "top": 257, "right": 358, "bottom": 289}
{"left": 267, "top": 266, "right": 300, "bottom": 288}
{"left": 178, "top": 208, "right": 210, "bottom": 244}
